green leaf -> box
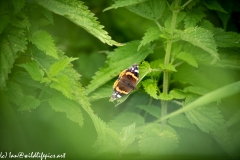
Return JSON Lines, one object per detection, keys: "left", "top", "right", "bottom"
{"left": 104, "top": 0, "right": 147, "bottom": 11}
{"left": 89, "top": 83, "right": 112, "bottom": 101}
{"left": 49, "top": 58, "right": 78, "bottom": 77}
{"left": 186, "top": 0, "right": 200, "bottom": 9}
{"left": 148, "top": 59, "right": 163, "bottom": 77}
{"left": 185, "top": 102, "right": 236, "bottom": 157}
{"left": 108, "top": 112, "right": 144, "bottom": 133}
{"left": 40, "top": 8, "right": 54, "bottom": 24}
{"left": 184, "top": 45, "right": 240, "bottom": 69}
{"left": 119, "top": 123, "right": 136, "bottom": 149}
{"left": 216, "top": 12, "right": 230, "bottom": 30}
{"left": 85, "top": 41, "right": 154, "bottom": 95}
{"left": 50, "top": 75, "right": 74, "bottom": 99}
{"left": 176, "top": 52, "right": 198, "bottom": 68}
{"left": 203, "top": 0, "right": 227, "bottom": 13}
{"left": 0, "top": 15, "right": 10, "bottom": 34}
{"left": 18, "top": 61, "right": 44, "bottom": 81}
{"left": 226, "top": 110, "right": 240, "bottom": 128}
{"left": 169, "top": 89, "right": 187, "bottom": 99}
{"left": 138, "top": 26, "right": 161, "bottom": 50}
{"left": 159, "top": 63, "right": 177, "bottom": 72}
{"left": 5, "top": 82, "right": 40, "bottom": 111}
{"left": 0, "top": 27, "right": 27, "bottom": 89}
{"left": 5, "top": 82, "right": 24, "bottom": 106}
{"left": 164, "top": 12, "right": 186, "bottom": 29}
{"left": 37, "top": 0, "right": 121, "bottom": 46}
{"left": 199, "top": 20, "right": 215, "bottom": 30}
{"left": 11, "top": 12, "right": 30, "bottom": 29}
{"left": 168, "top": 113, "right": 197, "bottom": 130}
{"left": 180, "top": 27, "right": 218, "bottom": 61}
{"left": 139, "top": 124, "right": 179, "bottom": 155}
{"left": 127, "top": 0, "right": 166, "bottom": 20}
{"left": 13, "top": 71, "right": 43, "bottom": 89}
{"left": 213, "top": 28, "right": 240, "bottom": 48}
{"left": 11, "top": 0, "right": 26, "bottom": 14}
{"left": 159, "top": 93, "right": 174, "bottom": 101}
{"left": 184, "top": 9, "right": 206, "bottom": 28}
{"left": 160, "top": 80, "right": 240, "bottom": 122}
{"left": 187, "top": 47, "right": 240, "bottom": 69}
{"left": 29, "top": 30, "right": 58, "bottom": 59}
{"left": 19, "top": 95, "right": 40, "bottom": 111}
{"left": 137, "top": 105, "right": 161, "bottom": 118}
{"left": 49, "top": 93, "right": 84, "bottom": 127}
{"left": 142, "top": 79, "right": 159, "bottom": 99}
{"left": 183, "top": 86, "right": 209, "bottom": 95}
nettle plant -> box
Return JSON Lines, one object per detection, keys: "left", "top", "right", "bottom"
{"left": 1, "top": 0, "right": 240, "bottom": 158}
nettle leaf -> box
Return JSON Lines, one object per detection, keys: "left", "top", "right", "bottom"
{"left": 164, "top": 12, "right": 186, "bottom": 29}
{"left": 199, "top": 20, "right": 215, "bottom": 30}
{"left": 40, "top": 8, "right": 54, "bottom": 24}
{"left": 169, "top": 89, "right": 187, "bottom": 99}
{"left": 0, "top": 15, "right": 10, "bottom": 34}
{"left": 161, "top": 81, "right": 240, "bottom": 123}
{"left": 104, "top": 0, "right": 147, "bottom": 11}
{"left": 29, "top": 30, "right": 58, "bottom": 59}
{"left": 185, "top": 102, "right": 236, "bottom": 157}
{"left": 127, "top": 0, "right": 166, "bottom": 20}
{"left": 186, "top": 0, "right": 200, "bottom": 10}
{"left": 119, "top": 123, "right": 136, "bottom": 149}
{"left": 180, "top": 27, "right": 218, "bottom": 61}
{"left": 18, "top": 61, "right": 44, "bottom": 81}
{"left": 159, "top": 93, "right": 174, "bottom": 101}
{"left": 5, "top": 82, "right": 24, "bottom": 106}
{"left": 137, "top": 105, "right": 161, "bottom": 118}
{"left": 49, "top": 93, "right": 84, "bottom": 127}
{"left": 142, "top": 79, "right": 159, "bottom": 99}
{"left": 19, "top": 95, "right": 40, "bottom": 111}
{"left": 216, "top": 12, "right": 230, "bottom": 30}
{"left": 184, "top": 9, "right": 206, "bottom": 28}
{"left": 183, "top": 86, "right": 210, "bottom": 95}
{"left": 50, "top": 74, "right": 74, "bottom": 100}
{"left": 13, "top": 71, "right": 43, "bottom": 89}
{"left": 168, "top": 113, "right": 197, "bottom": 131}
{"left": 139, "top": 26, "right": 161, "bottom": 50}
{"left": 183, "top": 44, "right": 240, "bottom": 69}
{"left": 213, "top": 28, "right": 240, "bottom": 48}
{"left": 0, "top": 27, "right": 27, "bottom": 89}
{"left": 5, "top": 82, "right": 40, "bottom": 111}
{"left": 160, "top": 64, "right": 177, "bottom": 72}
{"left": 85, "top": 41, "right": 154, "bottom": 95}
{"left": 108, "top": 112, "right": 144, "bottom": 133}
{"left": 226, "top": 110, "right": 240, "bottom": 128}
{"left": 171, "top": 42, "right": 183, "bottom": 57}
{"left": 139, "top": 124, "right": 179, "bottom": 155}
{"left": 11, "top": 12, "right": 30, "bottom": 30}
{"left": 203, "top": 0, "right": 227, "bottom": 13}
{"left": 11, "top": 0, "right": 26, "bottom": 14}
{"left": 176, "top": 52, "right": 198, "bottom": 68}
{"left": 49, "top": 58, "right": 78, "bottom": 77}
{"left": 148, "top": 59, "right": 163, "bottom": 77}
{"left": 37, "top": 0, "right": 121, "bottom": 46}
{"left": 88, "top": 83, "right": 112, "bottom": 101}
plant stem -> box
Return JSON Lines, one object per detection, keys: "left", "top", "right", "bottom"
{"left": 161, "top": 0, "right": 179, "bottom": 126}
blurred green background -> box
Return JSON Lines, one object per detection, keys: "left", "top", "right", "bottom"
{"left": 1, "top": 0, "right": 240, "bottom": 159}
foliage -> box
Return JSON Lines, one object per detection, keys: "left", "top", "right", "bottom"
{"left": 1, "top": 0, "right": 240, "bottom": 159}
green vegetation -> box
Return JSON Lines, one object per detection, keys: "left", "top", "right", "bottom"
{"left": 1, "top": 0, "right": 240, "bottom": 159}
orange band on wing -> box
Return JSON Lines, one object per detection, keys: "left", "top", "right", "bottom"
{"left": 119, "top": 70, "right": 126, "bottom": 78}
{"left": 126, "top": 72, "right": 138, "bottom": 81}
{"left": 113, "top": 80, "right": 119, "bottom": 89}
{"left": 116, "top": 86, "right": 129, "bottom": 94}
